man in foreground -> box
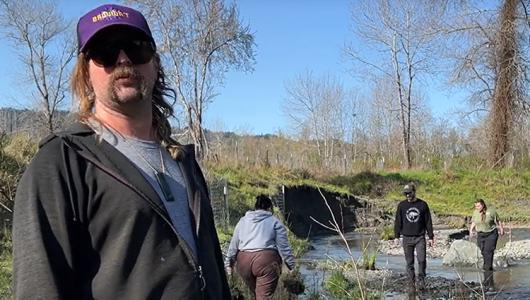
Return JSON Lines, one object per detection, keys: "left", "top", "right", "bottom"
{"left": 13, "top": 4, "right": 230, "bottom": 299}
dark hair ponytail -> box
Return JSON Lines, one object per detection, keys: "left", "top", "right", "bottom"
{"left": 255, "top": 194, "right": 273, "bottom": 211}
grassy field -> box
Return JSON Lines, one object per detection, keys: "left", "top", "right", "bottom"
{"left": 378, "top": 169, "right": 530, "bottom": 221}
{"left": 208, "top": 164, "right": 530, "bottom": 222}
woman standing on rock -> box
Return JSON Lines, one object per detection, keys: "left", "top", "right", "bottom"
{"left": 469, "top": 199, "right": 504, "bottom": 290}
{"left": 225, "top": 194, "right": 296, "bottom": 299}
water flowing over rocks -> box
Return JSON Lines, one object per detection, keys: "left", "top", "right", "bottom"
{"left": 301, "top": 229, "right": 530, "bottom": 299}
{"left": 378, "top": 229, "right": 458, "bottom": 258}
{"left": 496, "top": 239, "right": 530, "bottom": 260}
{"left": 378, "top": 230, "right": 530, "bottom": 266}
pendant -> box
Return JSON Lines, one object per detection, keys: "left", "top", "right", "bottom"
{"left": 155, "top": 171, "right": 174, "bottom": 202}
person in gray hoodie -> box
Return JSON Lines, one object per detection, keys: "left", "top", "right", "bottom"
{"left": 225, "top": 195, "right": 295, "bottom": 299}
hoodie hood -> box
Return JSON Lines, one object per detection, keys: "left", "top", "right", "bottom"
{"left": 224, "top": 208, "right": 296, "bottom": 270}
{"left": 245, "top": 210, "right": 272, "bottom": 223}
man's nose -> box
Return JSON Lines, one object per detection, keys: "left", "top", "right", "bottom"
{"left": 116, "top": 50, "right": 132, "bottom": 66}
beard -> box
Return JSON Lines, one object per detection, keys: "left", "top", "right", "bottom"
{"left": 108, "top": 66, "right": 150, "bottom": 105}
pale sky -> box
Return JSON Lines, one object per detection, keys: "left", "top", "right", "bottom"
{"left": 0, "top": 0, "right": 467, "bottom": 134}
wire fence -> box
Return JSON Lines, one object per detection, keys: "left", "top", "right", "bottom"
{"left": 208, "top": 178, "right": 230, "bottom": 229}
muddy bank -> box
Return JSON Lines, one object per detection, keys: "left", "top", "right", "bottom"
{"left": 282, "top": 185, "right": 366, "bottom": 237}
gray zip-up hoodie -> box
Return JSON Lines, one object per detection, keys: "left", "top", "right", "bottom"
{"left": 225, "top": 210, "right": 295, "bottom": 270}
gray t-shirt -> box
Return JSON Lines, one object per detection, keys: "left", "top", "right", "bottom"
{"left": 97, "top": 126, "right": 198, "bottom": 258}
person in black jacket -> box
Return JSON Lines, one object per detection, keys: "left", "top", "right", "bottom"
{"left": 13, "top": 4, "right": 230, "bottom": 299}
{"left": 394, "top": 182, "right": 434, "bottom": 291}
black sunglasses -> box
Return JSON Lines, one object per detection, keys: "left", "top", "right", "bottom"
{"left": 86, "top": 39, "right": 155, "bottom": 67}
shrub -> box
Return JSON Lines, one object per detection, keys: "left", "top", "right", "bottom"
{"left": 281, "top": 269, "right": 305, "bottom": 295}
{"left": 324, "top": 270, "right": 351, "bottom": 298}
{"left": 288, "top": 234, "right": 311, "bottom": 258}
{"left": 361, "top": 252, "right": 377, "bottom": 270}
{"left": 379, "top": 225, "right": 394, "bottom": 241}
{"left": 0, "top": 230, "right": 12, "bottom": 299}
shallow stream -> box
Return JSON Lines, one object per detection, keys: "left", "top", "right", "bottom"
{"left": 299, "top": 228, "right": 530, "bottom": 299}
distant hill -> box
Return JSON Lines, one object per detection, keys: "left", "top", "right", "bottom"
{"left": 0, "top": 107, "right": 282, "bottom": 152}
{"left": 0, "top": 108, "right": 30, "bottom": 133}
{"left": 0, "top": 107, "right": 71, "bottom": 134}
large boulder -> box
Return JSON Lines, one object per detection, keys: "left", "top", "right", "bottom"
{"left": 443, "top": 240, "right": 481, "bottom": 266}
{"left": 443, "top": 240, "right": 508, "bottom": 268}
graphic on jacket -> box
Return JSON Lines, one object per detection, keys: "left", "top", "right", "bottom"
{"left": 406, "top": 207, "right": 420, "bottom": 223}
{"left": 394, "top": 198, "right": 434, "bottom": 239}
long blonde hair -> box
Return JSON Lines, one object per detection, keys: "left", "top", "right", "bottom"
{"left": 71, "top": 53, "right": 183, "bottom": 160}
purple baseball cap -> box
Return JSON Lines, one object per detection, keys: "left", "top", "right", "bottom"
{"left": 77, "top": 4, "right": 155, "bottom": 53}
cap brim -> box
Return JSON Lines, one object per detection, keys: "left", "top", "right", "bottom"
{"left": 79, "top": 22, "right": 154, "bottom": 53}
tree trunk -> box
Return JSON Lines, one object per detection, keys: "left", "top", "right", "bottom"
{"left": 490, "top": 0, "right": 518, "bottom": 168}
{"left": 392, "top": 36, "right": 412, "bottom": 169}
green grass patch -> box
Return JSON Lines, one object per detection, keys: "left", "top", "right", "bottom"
{"left": 288, "top": 234, "right": 310, "bottom": 258}
{"left": 325, "top": 168, "right": 530, "bottom": 221}
{"left": 323, "top": 270, "right": 381, "bottom": 300}
{"left": 324, "top": 270, "right": 350, "bottom": 298}
{"left": 384, "top": 169, "right": 530, "bottom": 221}
{"left": 0, "top": 230, "right": 12, "bottom": 299}
{"left": 360, "top": 251, "right": 377, "bottom": 270}
{"left": 216, "top": 225, "right": 234, "bottom": 247}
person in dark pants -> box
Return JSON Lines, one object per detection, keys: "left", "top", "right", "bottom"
{"left": 394, "top": 183, "right": 434, "bottom": 291}
{"left": 469, "top": 199, "right": 504, "bottom": 291}
{"left": 225, "top": 195, "right": 296, "bottom": 300}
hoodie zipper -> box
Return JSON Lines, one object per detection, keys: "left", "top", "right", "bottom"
{"left": 61, "top": 138, "right": 206, "bottom": 294}
{"left": 177, "top": 160, "right": 207, "bottom": 293}
{"left": 198, "top": 265, "right": 206, "bottom": 291}
{"left": 176, "top": 160, "right": 206, "bottom": 292}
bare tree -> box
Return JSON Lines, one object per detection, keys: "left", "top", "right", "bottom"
{"left": 444, "top": 0, "right": 530, "bottom": 168}
{"left": 0, "top": 0, "right": 74, "bottom": 135}
{"left": 346, "top": 0, "right": 446, "bottom": 169}
{"left": 343, "top": 93, "right": 367, "bottom": 170}
{"left": 366, "top": 78, "right": 400, "bottom": 166}
{"left": 283, "top": 72, "right": 347, "bottom": 167}
{"left": 443, "top": 1, "right": 498, "bottom": 113}
{"left": 489, "top": 0, "right": 521, "bottom": 167}
{"left": 125, "top": 0, "right": 255, "bottom": 159}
